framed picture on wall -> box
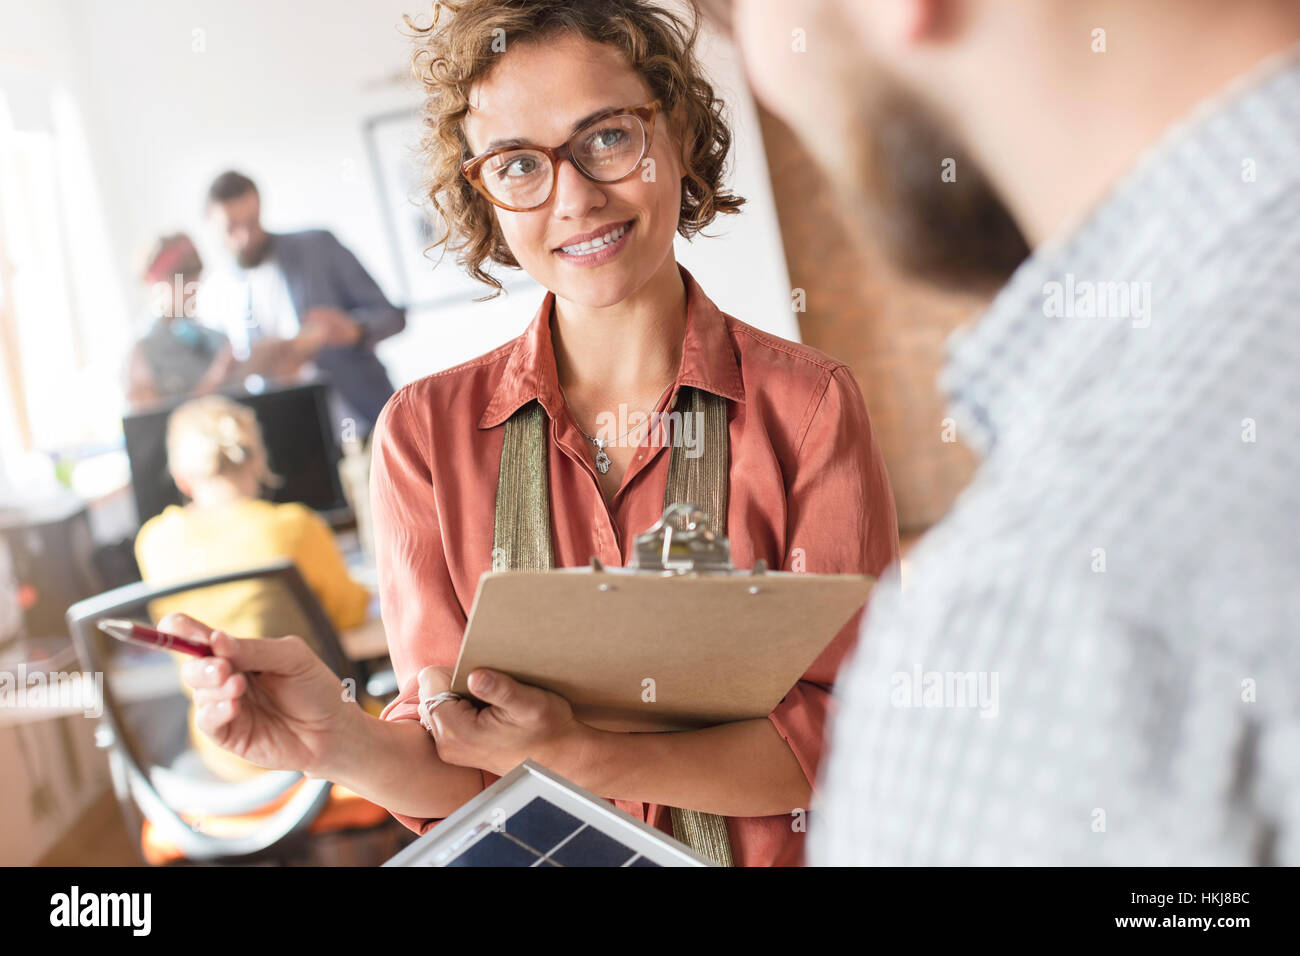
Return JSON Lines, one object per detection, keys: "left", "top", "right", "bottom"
{"left": 363, "top": 108, "right": 535, "bottom": 310}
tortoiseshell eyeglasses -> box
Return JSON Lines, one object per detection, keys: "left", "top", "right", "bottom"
{"left": 461, "top": 101, "right": 661, "bottom": 212}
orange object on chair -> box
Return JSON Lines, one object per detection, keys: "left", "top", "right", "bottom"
{"left": 141, "top": 783, "right": 392, "bottom": 865}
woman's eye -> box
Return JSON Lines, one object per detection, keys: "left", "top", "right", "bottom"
{"left": 494, "top": 155, "right": 540, "bottom": 179}
{"left": 587, "top": 128, "right": 627, "bottom": 151}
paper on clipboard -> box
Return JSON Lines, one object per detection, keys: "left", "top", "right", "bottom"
{"left": 450, "top": 566, "right": 873, "bottom": 732}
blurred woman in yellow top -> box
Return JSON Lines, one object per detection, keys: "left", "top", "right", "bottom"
{"left": 135, "top": 395, "right": 369, "bottom": 779}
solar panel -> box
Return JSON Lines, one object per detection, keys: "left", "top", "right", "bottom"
{"left": 383, "top": 760, "right": 714, "bottom": 867}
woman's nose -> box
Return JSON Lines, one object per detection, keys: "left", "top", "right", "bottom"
{"left": 551, "top": 159, "right": 606, "bottom": 219}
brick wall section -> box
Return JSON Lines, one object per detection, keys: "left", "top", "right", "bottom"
{"left": 755, "top": 107, "right": 985, "bottom": 534}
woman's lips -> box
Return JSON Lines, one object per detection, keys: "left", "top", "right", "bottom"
{"left": 553, "top": 220, "right": 635, "bottom": 266}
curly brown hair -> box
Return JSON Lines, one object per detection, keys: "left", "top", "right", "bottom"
{"left": 406, "top": 0, "right": 745, "bottom": 296}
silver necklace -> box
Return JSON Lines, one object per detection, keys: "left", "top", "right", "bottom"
{"left": 562, "top": 381, "right": 674, "bottom": 474}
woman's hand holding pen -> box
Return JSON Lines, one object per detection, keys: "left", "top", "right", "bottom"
{"left": 162, "top": 613, "right": 588, "bottom": 805}
{"left": 418, "top": 666, "right": 595, "bottom": 778}
{"left": 163, "top": 613, "right": 359, "bottom": 776}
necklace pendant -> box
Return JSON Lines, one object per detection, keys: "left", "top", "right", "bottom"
{"left": 595, "top": 448, "right": 612, "bottom": 474}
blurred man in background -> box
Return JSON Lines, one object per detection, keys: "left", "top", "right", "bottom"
{"left": 202, "top": 171, "right": 405, "bottom": 438}
{"left": 719, "top": 0, "right": 1300, "bottom": 863}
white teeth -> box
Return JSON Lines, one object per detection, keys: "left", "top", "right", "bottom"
{"left": 561, "top": 223, "right": 629, "bottom": 255}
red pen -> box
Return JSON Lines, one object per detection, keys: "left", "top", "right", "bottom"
{"left": 97, "top": 618, "right": 214, "bottom": 658}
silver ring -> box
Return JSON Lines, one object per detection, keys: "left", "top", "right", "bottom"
{"left": 422, "top": 691, "right": 462, "bottom": 720}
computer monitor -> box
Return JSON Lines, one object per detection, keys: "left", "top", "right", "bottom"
{"left": 122, "top": 381, "right": 351, "bottom": 529}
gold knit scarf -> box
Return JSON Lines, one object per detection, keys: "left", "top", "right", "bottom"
{"left": 493, "top": 387, "right": 735, "bottom": 867}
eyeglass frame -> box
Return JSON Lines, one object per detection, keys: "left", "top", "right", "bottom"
{"left": 460, "top": 100, "right": 662, "bottom": 212}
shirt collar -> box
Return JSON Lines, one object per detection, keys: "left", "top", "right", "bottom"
{"left": 479, "top": 264, "right": 744, "bottom": 429}
{"left": 941, "top": 42, "right": 1300, "bottom": 458}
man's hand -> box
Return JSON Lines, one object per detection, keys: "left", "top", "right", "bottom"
{"left": 418, "top": 668, "right": 594, "bottom": 777}
{"left": 300, "top": 306, "right": 363, "bottom": 349}
{"left": 242, "top": 337, "right": 308, "bottom": 380}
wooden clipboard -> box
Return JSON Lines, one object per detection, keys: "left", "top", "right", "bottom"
{"left": 450, "top": 561, "right": 873, "bottom": 733}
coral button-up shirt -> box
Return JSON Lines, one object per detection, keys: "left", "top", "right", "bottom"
{"left": 373, "top": 265, "right": 899, "bottom": 866}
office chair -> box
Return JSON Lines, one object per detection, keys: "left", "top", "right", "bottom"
{"left": 66, "top": 560, "right": 408, "bottom": 865}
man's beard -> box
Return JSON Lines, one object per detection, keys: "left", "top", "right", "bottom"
{"left": 237, "top": 233, "right": 272, "bottom": 269}
{"left": 816, "top": 82, "right": 1029, "bottom": 293}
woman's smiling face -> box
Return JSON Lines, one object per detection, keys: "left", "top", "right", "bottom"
{"left": 462, "top": 32, "right": 685, "bottom": 308}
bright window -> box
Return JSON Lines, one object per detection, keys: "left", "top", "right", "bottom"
{"left": 0, "top": 83, "right": 131, "bottom": 493}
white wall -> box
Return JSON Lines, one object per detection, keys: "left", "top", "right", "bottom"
{"left": 66, "top": 0, "right": 422, "bottom": 316}
{"left": 15, "top": 0, "right": 795, "bottom": 395}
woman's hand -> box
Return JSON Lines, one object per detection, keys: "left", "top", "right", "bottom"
{"left": 163, "top": 613, "right": 358, "bottom": 776}
{"left": 415, "top": 665, "right": 453, "bottom": 734}
{"left": 419, "top": 668, "right": 594, "bottom": 778}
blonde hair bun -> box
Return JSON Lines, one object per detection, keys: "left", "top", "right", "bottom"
{"left": 165, "top": 395, "right": 279, "bottom": 488}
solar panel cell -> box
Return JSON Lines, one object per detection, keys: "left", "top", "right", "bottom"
{"left": 548, "top": 825, "right": 638, "bottom": 867}
{"left": 446, "top": 831, "right": 540, "bottom": 867}
{"left": 505, "top": 797, "right": 583, "bottom": 854}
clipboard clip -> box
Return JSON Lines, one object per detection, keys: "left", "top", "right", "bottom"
{"left": 629, "top": 503, "right": 736, "bottom": 574}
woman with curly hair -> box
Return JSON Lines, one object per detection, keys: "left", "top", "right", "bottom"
{"left": 166, "top": 0, "right": 898, "bottom": 866}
